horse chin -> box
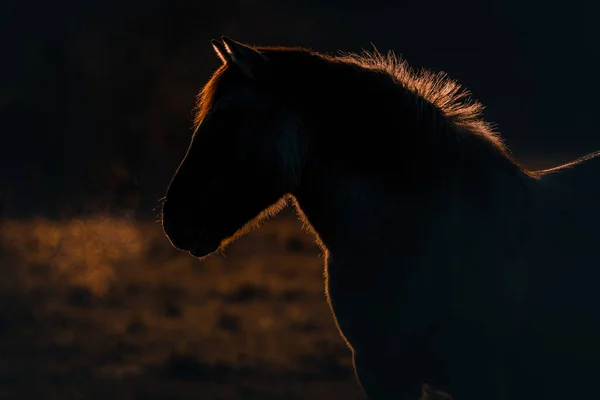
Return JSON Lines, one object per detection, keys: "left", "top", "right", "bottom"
{"left": 189, "top": 236, "right": 221, "bottom": 258}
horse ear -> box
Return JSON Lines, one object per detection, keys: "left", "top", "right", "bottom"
{"left": 211, "top": 36, "right": 270, "bottom": 80}
{"left": 211, "top": 39, "right": 232, "bottom": 65}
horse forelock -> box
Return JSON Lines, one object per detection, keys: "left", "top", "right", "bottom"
{"left": 191, "top": 56, "right": 306, "bottom": 189}
{"left": 192, "top": 64, "right": 228, "bottom": 133}
{"left": 192, "top": 46, "right": 312, "bottom": 133}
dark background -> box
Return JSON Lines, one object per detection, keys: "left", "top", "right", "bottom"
{"left": 0, "top": 2, "right": 599, "bottom": 399}
{"left": 2, "top": 0, "right": 599, "bottom": 219}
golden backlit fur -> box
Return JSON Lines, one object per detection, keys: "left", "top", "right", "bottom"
{"left": 338, "top": 49, "right": 505, "bottom": 151}
{"left": 163, "top": 38, "right": 600, "bottom": 400}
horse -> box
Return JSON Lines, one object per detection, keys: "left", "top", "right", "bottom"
{"left": 161, "top": 36, "right": 600, "bottom": 400}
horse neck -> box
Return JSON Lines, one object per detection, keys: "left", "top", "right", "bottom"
{"left": 291, "top": 151, "right": 536, "bottom": 262}
{"left": 291, "top": 163, "right": 400, "bottom": 253}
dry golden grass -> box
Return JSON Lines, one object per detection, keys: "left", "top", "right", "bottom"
{"left": 0, "top": 211, "right": 366, "bottom": 399}
{"left": 0, "top": 210, "right": 456, "bottom": 399}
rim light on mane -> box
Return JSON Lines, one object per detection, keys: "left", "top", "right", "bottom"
{"left": 338, "top": 49, "right": 505, "bottom": 150}
{"left": 162, "top": 37, "right": 600, "bottom": 400}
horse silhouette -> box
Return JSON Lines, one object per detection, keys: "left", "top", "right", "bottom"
{"left": 161, "top": 36, "right": 600, "bottom": 400}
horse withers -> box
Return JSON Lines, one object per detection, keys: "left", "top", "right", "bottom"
{"left": 161, "top": 36, "right": 600, "bottom": 400}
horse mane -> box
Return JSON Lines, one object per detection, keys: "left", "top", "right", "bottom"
{"left": 193, "top": 44, "right": 533, "bottom": 178}
{"left": 336, "top": 49, "right": 509, "bottom": 156}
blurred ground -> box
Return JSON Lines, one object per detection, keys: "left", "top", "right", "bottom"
{"left": 0, "top": 209, "right": 367, "bottom": 400}
{"left": 0, "top": 157, "right": 564, "bottom": 400}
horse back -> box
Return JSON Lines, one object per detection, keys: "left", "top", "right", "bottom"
{"left": 515, "top": 150, "right": 600, "bottom": 395}
{"left": 531, "top": 149, "right": 600, "bottom": 297}
{"left": 535, "top": 150, "right": 600, "bottom": 202}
